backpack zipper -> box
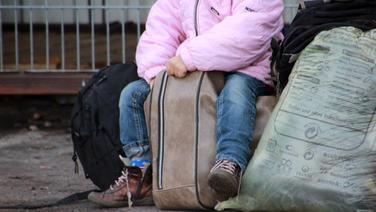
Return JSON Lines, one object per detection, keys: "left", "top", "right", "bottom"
{"left": 194, "top": 72, "right": 210, "bottom": 209}
{"left": 72, "top": 151, "right": 79, "bottom": 174}
{"left": 157, "top": 72, "right": 168, "bottom": 190}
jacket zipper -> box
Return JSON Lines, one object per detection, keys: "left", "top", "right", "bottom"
{"left": 194, "top": 0, "right": 200, "bottom": 36}
{"left": 157, "top": 72, "right": 168, "bottom": 190}
{"left": 210, "top": 7, "right": 220, "bottom": 16}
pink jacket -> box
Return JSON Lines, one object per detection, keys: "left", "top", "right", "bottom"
{"left": 136, "top": 0, "right": 284, "bottom": 86}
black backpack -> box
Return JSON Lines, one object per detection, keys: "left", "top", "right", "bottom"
{"left": 271, "top": 0, "right": 376, "bottom": 95}
{"left": 71, "top": 63, "right": 139, "bottom": 190}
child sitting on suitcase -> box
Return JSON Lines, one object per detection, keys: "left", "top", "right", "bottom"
{"left": 88, "top": 0, "right": 283, "bottom": 207}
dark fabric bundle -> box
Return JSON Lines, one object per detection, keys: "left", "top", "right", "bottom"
{"left": 272, "top": 0, "right": 376, "bottom": 95}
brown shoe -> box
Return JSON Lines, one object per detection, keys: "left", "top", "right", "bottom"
{"left": 207, "top": 159, "right": 241, "bottom": 201}
{"left": 88, "top": 164, "right": 153, "bottom": 208}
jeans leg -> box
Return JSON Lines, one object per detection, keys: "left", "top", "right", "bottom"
{"left": 216, "top": 72, "right": 268, "bottom": 171}
{"left": 119, "top": 79, "right": 151, "bottom": 161}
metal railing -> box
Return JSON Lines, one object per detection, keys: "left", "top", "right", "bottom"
{"left": 0, "top": 0, "right": 154, "bottom": 73}
{"left": 0, "top": 0, "right": 299, "bottom": 74}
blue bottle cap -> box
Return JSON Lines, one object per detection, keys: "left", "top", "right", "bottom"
{"left": 130, "top": 159, "right": 151, "bottom": 168}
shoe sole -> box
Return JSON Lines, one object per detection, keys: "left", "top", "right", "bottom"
{"left": 88, "top": 194, "right": 154, "bottom": 208}
{"left": 208, "top": 170, "right": 238, "bottom": 201}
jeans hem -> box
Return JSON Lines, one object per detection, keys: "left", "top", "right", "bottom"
{"left": 122, "top": 139, "right": 149, "bottom": 149}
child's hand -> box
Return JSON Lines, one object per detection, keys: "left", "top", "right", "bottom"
{"left": 167, "top": 56, "right": 188, "bottom": 78}
{"left": 149, "top": 79, "right": 155, "bottom": 88}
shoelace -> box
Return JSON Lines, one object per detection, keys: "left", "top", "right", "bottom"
{"left": 125, "top": 169, "right": 133, "bottom": 208}
{"left": 212, "top": 160, "right": 238, "bottom": 175}
{"left": 110, "top": 170, "right": 128, "bottom": 190}
{"left": 109, "top": 169, "right": 133, "bottom": 208}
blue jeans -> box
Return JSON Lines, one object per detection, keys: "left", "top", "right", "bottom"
{"left": 119, "top": 73, "right": 267, "bottom": 171}
{"left": 216, "top": 72, "right": 267, "bottom": 171}
{"left": 119, "top": 79, "right": 151, "bottom": 161}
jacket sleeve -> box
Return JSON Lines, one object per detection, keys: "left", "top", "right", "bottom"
{"left": 136, "top": 0, "right": 185, "bottom": 83}
{"left": 176, "top": 0, "right": 284, "bottom": 72}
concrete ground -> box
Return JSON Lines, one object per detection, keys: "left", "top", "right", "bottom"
{"left": 0, "top": 96, "right": 170, "bottom": 212}
{"left": 0, "top": 128, "right": 161, "bottom": 212}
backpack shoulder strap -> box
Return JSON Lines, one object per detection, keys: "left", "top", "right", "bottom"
{"left": 0, "top": 189, "right": 98, "bottom": 210}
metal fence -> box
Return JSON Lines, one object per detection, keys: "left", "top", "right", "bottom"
{"left": 0, "top": 0, "right": 154, "bottom": 73}
{"left": 0, "top": 0, "right": 299, "bottom": 74}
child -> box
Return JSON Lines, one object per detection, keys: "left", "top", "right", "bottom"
{"left": 88, "top": 0, "right": 283, "bottom": 207}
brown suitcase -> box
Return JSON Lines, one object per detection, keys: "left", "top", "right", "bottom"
{"left": 144, "top": 71, "right": 276, "bottom": 210}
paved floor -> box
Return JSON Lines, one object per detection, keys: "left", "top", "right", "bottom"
{"left": 0, "top": 96, "right": 215, "bottom": 212}
{"left": 0, "top": 96, "right": 158, "bottom": 211}
{"left": 0, "top": 129, "right": 162, "bottom": 212}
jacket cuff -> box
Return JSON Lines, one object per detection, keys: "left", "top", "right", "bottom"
{"left": 176, "top": 42, "right": 196, "bottom": 71}
{"left": 143, "top": 65, "right": 165, "bottom": 84}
